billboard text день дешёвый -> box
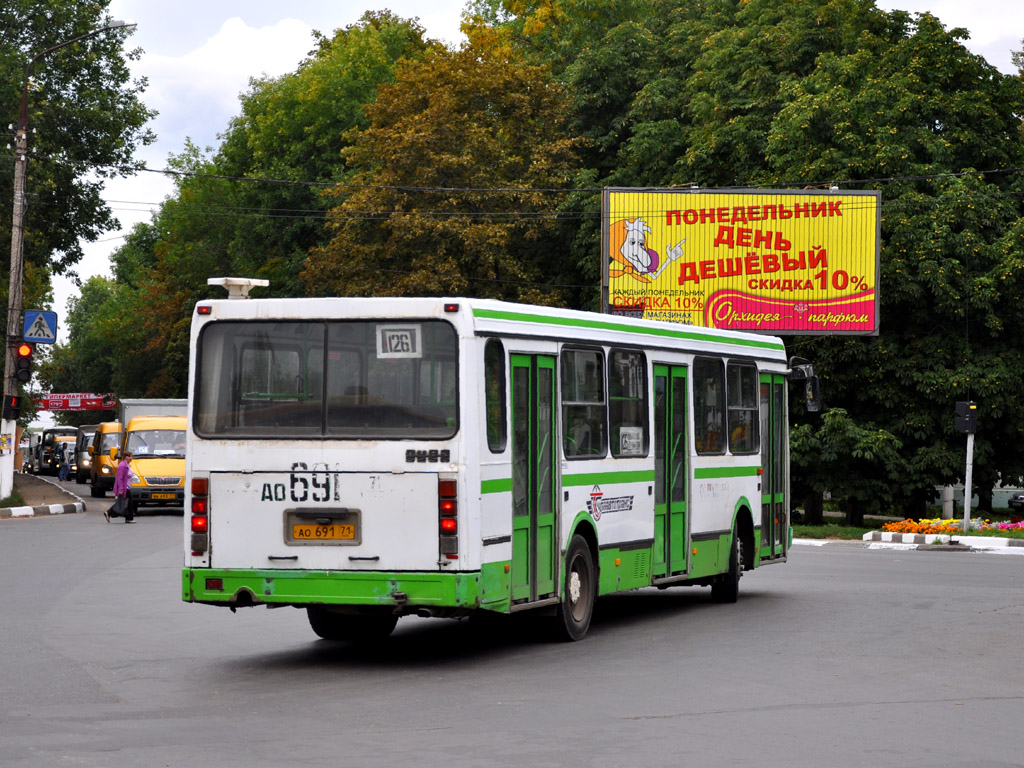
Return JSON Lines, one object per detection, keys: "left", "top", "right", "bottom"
{"left": 601, "top": 188, "right": 881, "bottom": 334}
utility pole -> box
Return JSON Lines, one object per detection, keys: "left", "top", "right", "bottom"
{"left": 2, "top": 21, "right": 136, "bottom": 500}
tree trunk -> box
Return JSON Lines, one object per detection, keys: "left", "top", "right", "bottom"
{"left": 845, "top": 498, "right": 865, "bottom": 528}
{"left": 895, "top": 490, "right": 929, "bottom": 520}
{"left": 803, "top": 491, "right": 824, "bottom": 526}
{"left": 976, "top": 484, "right": 992, "bottom": 514}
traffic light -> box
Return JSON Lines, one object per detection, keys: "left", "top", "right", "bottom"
{"left": 14, "top": 342, "right": 33, "bottom": 383}
{"left": 955, "top": 401, "right": 977, "bottom": 434}
{"left": 2, "top": 395, "right": 20, "bottom": 420}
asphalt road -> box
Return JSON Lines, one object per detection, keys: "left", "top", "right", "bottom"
{"left": 2, "top": 508, "right": 1022, "bottom": 768}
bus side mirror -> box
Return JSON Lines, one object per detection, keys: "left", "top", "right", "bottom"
{"left": 805, "top": 376, "right": 821, "bottom": 413}
{"left": 110, "top": 447, "right": 119, "bottom": 460}
{"left": 88, "top": 445, "right": 94, "bottom": 456}
{"left": 788, "top": 356, "right": 821, "bottom": 413}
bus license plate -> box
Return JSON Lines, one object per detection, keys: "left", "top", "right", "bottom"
{"left": 292, "top": 523, "right": 356, "bottom": 541}
{"left": 152, "top": 493, "right": 176, "bottom": 500}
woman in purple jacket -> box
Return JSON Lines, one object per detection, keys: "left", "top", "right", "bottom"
{"left": 108, "top": 449, "right": 136, "bottom": 524}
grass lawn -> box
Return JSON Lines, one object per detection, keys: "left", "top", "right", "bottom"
{"left": 0, "top": 490, "right": 25, "bottom": 508}
{"left": 793, "top": 523, "right": 873, "bottom": 540}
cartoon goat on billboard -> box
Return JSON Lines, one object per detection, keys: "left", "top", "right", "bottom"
{"left": 608, "top": 218, "right": 685, "bottom": 283}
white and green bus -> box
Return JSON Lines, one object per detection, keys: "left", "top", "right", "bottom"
{"left": 183, "top": 287, "right": 816, "bottom": 642}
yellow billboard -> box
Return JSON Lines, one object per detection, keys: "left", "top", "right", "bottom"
{"left": 601, "top": 188, "right": 881, "bottom": 334}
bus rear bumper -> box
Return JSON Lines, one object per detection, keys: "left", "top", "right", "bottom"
{"left": 182, "top": 567, "right": 488, "bottom": 614}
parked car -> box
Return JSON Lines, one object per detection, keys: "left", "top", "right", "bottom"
{"left": 1009, "top": 492, "right": 1024, "bottom": 512}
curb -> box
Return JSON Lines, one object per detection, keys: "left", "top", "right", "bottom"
{"left": 863, "top": 532, "right": 953, "bottom": 545}
{"left": 3, "top": 501, "right": 85, "bottom": 518}
{"left": 1, "top": 475, "right": 87, "bottom": 519}
{"left": 794, "top": 536, "right": 1024, "bottom": 554}
{"left": 862, "top": 531, "right": 1024, "bottom": 550}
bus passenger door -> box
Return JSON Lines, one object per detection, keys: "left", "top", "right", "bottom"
{"left": 760, "top": 373, "right": 787, "bottom": 559}
{"left": 511, "top": 355, "right": 556, "bottom": 603}
{"left": 654, "top": 365, "right": 688, "bottom": 577}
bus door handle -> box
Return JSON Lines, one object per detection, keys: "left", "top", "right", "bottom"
{"left": 349, "top": 556, "right": 379, "bottom": 562}
{"left": 268, "top": 555, "right": 299, "bottom": 561}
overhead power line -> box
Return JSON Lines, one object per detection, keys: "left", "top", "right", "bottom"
{"left": 53, "top": 156, "right": 1024, "bottom": 194}
{"left": 4, "top": 150, "right": 1024, "bottom": 197}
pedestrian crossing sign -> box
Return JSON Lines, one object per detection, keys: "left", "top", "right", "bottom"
{"left": 23, "top": 310, "right": 57, "bottom": 343}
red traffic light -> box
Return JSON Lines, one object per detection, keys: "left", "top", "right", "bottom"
{"left": 2, "top": 395, "right": 20, "bottom": 420}
{"left": 14, "top": 342, "right": 34, "bottom": 383}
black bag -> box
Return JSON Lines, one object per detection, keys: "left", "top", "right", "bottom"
{"left": 109, "top": 496, "right": 129, "bottom": 518}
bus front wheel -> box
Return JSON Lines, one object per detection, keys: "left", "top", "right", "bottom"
{"left": 553, "top": 535, "right": 596, "bottom": 641}
{"left": 306, "top": 607, "right": 398, "bottom": 643}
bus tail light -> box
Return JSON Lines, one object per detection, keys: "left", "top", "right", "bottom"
{"left": 191, "top": 476, "right": 209, "bottom": 556}
{"left": 438, "top": 476, "right": 458, "bottom": 559}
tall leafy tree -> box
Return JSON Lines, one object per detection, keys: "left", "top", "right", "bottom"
{"left": 0, "top": 0, "right": 154, "bottom": 289}
{"left": 303, "top": 24, "right": 586, "bottom": 307}
{"left": 771, "top": 13, "right": 1024, "bottom": 512}
{"left": 215, "top": 11, "right": 434, "bottom": 297}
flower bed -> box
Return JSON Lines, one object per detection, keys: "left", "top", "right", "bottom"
{"left": 882, "top": 517, "right": 1024, "bottom": 535}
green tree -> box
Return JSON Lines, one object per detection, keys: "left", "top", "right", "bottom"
{"left": 772, "top": 13, "right": 1024, "bottom": 512}
{"left": 67, "top": 13, "right": 432, "bottom": 398}
{"left": 790, "top": 408, "right": 906, "bottom": 526}
{"left": 303, "top": 24, "right": 586, "bottom": 306}
{"left": 36, "top": 275, "right": 156, "bottom": 424}
{"left": 0, "top": 0, "right": 154, "bottom": 288}
{"left": 214, "top": 11, "right": 434, "bottom": 297}
{"left": 510, "top": 0, "right": 1024, "bottom": 510}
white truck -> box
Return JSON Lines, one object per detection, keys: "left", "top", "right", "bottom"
{"left": 118, "top": 398, "right": 187, "bottom": 424}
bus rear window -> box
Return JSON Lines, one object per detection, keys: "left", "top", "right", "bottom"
{"left": 196, "top": 320, "right": 458, "bottom": 439}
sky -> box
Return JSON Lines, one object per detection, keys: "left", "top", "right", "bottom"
{"left": 45, "top": 0, "right": 1023, "bottom": 343}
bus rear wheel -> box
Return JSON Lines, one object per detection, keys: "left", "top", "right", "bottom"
{"left": 306, "top": 606, "right": 398, "bottom": 643}
{"left": 711, "top": 527, "right": 742, "bottom": 604}
{"left": 553, "top": 535, "right": 596, "bottom": 641}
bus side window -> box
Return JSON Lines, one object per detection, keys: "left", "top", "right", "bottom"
{"left": 484, "top": 339, "right": 507, "bottom": 452}
{"left": 561, "top": 348, "right": 607, "bottom": 459}
{"left": 694, "top": 357, "right": 725, "bottom": 455}
{"left": 727, "top": 362, "right": 759, "bottom": 454}
{"left": 609, "top": 349, "right": 648, "bottom": 458}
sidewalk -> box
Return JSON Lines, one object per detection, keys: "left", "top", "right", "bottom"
{"left": 0, "top": 472, "right": 85, "bottom": 518}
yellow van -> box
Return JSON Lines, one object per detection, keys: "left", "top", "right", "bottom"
{"left": 120, "top": 415, "right": 186, "bottom": 507}
{"left": 89, "top": 422, "right": 122, "bottom": 497}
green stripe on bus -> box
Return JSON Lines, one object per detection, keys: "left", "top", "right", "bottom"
{"left": 481, "top": 478, "right": 512, "bottom": 494}
{"left": 694, "top": 465, "right": 761, "bottom": 479}
{"left": 562, "top": 470, "right": 655, "bottom": 487}
{"left": 473, "top": 308, "right": 785, "bottom": 351}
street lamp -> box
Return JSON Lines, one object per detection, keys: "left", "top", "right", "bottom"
{"left": 2, "top": 20, "right": 137, "bottom": 499}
